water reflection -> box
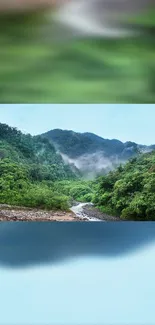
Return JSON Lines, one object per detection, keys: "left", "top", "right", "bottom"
{"left": 0, "top": 222, "right": 155, "bottom": 267}
{"left": 0, "top": 222, "right": 155, "bottom": 325}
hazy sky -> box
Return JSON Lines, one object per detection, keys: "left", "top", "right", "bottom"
{"left": 0, "top": 104, "right": 154, "bottom": 145}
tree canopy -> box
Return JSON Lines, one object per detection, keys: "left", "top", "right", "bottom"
{"left": 93, "top": 151, "right": 155, "bottom": 220}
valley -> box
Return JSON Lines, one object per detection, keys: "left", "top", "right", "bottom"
{"left": 0, "top": 123, "right": 155, "bottom": 221}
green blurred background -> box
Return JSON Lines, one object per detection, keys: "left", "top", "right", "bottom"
{"left": 0, "top": 7, "right": 154, "bottom": 103}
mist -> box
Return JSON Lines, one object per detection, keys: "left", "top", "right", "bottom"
{"left": 60, "top": 151, "right": 126, "bottom": 179}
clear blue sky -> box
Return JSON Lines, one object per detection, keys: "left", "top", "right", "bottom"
{"left": 0, "top": 104, "right": 154, "bottom": 145}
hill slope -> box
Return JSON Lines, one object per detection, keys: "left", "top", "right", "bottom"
{"left": 41, "top": 129, "right": 155, "bottom": 178}
{"left": 0, "top": 123, "right": 79, "bottom": 210}
{"left": 0, "top": 123, "right": 78, "bottom": 181}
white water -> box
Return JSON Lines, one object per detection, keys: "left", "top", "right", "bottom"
{"left": 70, "top": 202, "right": 102, "bottom": 222}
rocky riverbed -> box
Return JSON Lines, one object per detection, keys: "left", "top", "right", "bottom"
{"left": 0, "top": 203, "right": 120, "bottom": 222}
{"left": 82, "top": 204, "right": 121, "bottom": 221}
{"left": 0, "top": 204, "right": 83, "bottom": 222}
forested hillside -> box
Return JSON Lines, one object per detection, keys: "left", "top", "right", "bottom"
{"left": 93, "top": 151, "right": 155, "bottom": 220}
{"left": 0, "top": 123, "right": 79, "bottom": 210}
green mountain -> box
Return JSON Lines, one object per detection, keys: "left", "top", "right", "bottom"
{"left": 93, "top": 151, "right": 155, "bottom": 220}
{"left": 41, "top": 129, "right": 155, "bottom": 178}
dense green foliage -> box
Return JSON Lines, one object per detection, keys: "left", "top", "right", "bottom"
{"left": 0, "top": 123, "right": 80, "bottom": 210}
{"left": 0, "top": 123, "right": 96, "bottom": 209}
{"left": 0, "top": 123, "right": 77, "bottom": 179}
{"left": 0, "top": 158, "right": 94, "bottom": 209}
{"left": 53, "top": 180, "right": 96, "bottom": 203}
{"left": 0, "top": 159, "right": 70, "bottom": 210}
{"left": 0, "top": 8, "right": 154, "bottom": 103}
{"left": 93, "top": 152, "right": 155, "bottom": 220}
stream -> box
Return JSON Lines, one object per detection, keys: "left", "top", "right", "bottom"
{"left": 70, "top": 203, "right": 103, "bottom": 222}
{"left": 70, "top": 202, "right": 121, "bottom": 222}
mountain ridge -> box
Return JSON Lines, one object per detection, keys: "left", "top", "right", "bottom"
{"left": 41, "top": 128, "right": 155, "bottom": 154}
{"left": 41, "top": 128, "right": 155, "bottom": 147}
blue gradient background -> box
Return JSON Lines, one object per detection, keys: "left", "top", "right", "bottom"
{"left": 0, "top": 222, "right": 155, "bottom": 325}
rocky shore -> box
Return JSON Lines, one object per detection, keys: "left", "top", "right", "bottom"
{"left": 82, "top": 204, "right": 121, "bottom": 222}
{"left": 0, "top": 204, "right": 83, "bottom": 222}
